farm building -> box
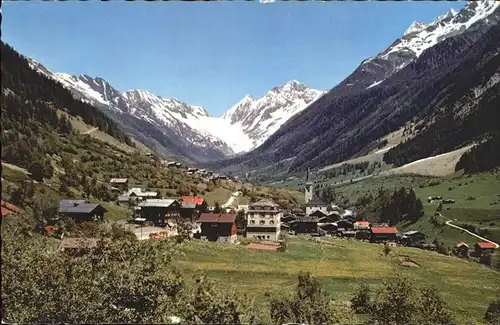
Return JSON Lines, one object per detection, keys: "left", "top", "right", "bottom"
{"left": 198, "top": 213, "right": 237, "bottom": 244}
{"left": 109, "top": 178, "right": 129, "bottom": 191}
{"left": 354, "top": 221, "right": 371, "bottom": 230}
{"left": 296, "top": 216, "right": 319, "bottom": 235}
{"left": 474, "top": 242, "right": 497, "bottom": 256}
{"left": 138, "top": 199, "right": 181, "bottom": 226}
{"left": 370, "top": 227, "right": 399, "bottom": 243}
{"left": 401, "top": 230, "right": 426, "bottom": 246}
{"left": 58, "top": 201, "right": 108, "bottom": 222}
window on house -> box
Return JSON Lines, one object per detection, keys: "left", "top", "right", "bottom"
{"left": 270, "top": 220, "right": 274, "bottom": 225}
{"left": 259, "top": 220, "right": 265, "bottom": 225}
{"left": 266, "top": 236, "right": 270, "bottom": 239}
{"left": 250, "top": 220, "right": 255, "bottom": 224}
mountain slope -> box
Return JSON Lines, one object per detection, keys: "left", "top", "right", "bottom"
{"left": 209, "top": 1, "right": 500, "bottom": 176}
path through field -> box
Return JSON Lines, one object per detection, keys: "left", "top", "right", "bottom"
{"left": 438, "top": 213, "right": 499, "bottom": 248}
{"left": 222, "top": 191, "right": 241, "bottom": 208}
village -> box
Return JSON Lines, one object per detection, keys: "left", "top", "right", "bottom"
{"left": 1, "top": 160, "right": 497, "bottom": 263}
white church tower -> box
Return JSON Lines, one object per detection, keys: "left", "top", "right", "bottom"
{"left": 304, "top": 167, "right": 313, "bottom": 204}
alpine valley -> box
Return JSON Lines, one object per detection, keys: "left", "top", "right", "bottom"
{"left": 27, "top": 59, "right": 324, "bottom": 164}
{"left": 207, "top": 0, "right": 500, "bottom": 180}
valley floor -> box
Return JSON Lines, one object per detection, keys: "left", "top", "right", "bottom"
{"left": 173, "top": 237, "right": 498, "bottom": 323}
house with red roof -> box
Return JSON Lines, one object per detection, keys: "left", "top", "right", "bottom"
{"left": 182, "top": 196, "right": 204, "bottom": 206}
{"left": 474, "top": 241, "right": 497, "bottom": 256}
{"left": 1, "top": 200, "right": 23, "bottom": 217}
{"left": 370, "top": 226, "right": 399, "bottom": 243}
{"left": 197, "top": 213, "right": 237, "bottom": 243}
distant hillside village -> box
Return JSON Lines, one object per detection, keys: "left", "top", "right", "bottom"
{"left": 3, "top": 161, "right": 496, "bottom": 264}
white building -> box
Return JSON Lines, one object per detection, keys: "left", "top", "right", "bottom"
{"left": 246, "top": 199, "right": 282, "bottom": 241}
{"left": 305, "top": 197, "right": 329, "bottom": 216}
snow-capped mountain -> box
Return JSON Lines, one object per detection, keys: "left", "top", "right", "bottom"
{"left": 222, "top": 80, "right": 325, "bottom": 150}
{"left": 27, "top": 58, "right": 322, "bottom": 160}
{"left": 210, "top": 0, "right": 500, "bottom": 175}
{"left": 338, "top": 0, "right": 500, "bottom": 93}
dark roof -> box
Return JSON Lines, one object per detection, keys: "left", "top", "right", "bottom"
{"left": 297, "top": 216, "right": 319, "bottom": 223}
{"left": 59, "top": 203, "right": 107, "bottom": 214}
{"left": 305, "top": 197, "right": 327, "bottom": 207}
{"left": 59, "top": 200, "right": 89, "bottom": 208}
{"left": 250, "top": 199, "right": 280, "bottom": 207}
{"left": 309, "top": 210, "right": 327, "bottom": 217}
{"left": 198, "top": 213, "right": 236, "bottom": 223}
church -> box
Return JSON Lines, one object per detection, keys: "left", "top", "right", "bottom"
{"left": 303, "top": 168, "right": 329, "bottom": 216}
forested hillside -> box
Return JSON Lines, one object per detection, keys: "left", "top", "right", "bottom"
{"left": 1, "top": 42, "right": 132, "bottom": 145}
{"left": 382, "top": 24, "right": 500, "bottom": 168}
{"left": 455, "top": 134, "right": 500, "bottom": 173}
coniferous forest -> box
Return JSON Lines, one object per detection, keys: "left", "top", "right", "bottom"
{"left": 1, "top": 42, "right": 132, "bottom": 146}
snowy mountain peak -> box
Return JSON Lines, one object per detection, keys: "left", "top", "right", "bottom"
{"left": 404, "top": 21, "right": 428, "bottom": 36}
{"left": 221, "top": 80, "right": 325, "bottom": 151}
{"left": 380, "top": 1, "right": 499, "bottom": 62}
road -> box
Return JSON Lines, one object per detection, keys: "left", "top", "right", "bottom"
{"left": 438, "top": 213, "right": 499, "bottom": 248}
{"left": 222, "top": 191, "right": 241, "bottom": 208}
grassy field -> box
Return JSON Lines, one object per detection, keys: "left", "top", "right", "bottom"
{"left": 173, "top": 237, "right": 499, "bottom": 323}
{"left": 203, "top": 187, "right": 234, "bottom": 206}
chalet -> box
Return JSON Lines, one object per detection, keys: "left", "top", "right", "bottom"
{"left": 296, "top": 216, "right": 318, "bottom": 235}
{"left": 370, "top": 227, "right": 399, "bottom": 243}
{"left": 187, "top": 167, "right": 198, "bottom": 173}
{"left": 166, "top": 161, "right": 177, "bottom": 167}
{"left": 117, "top": 188, "right": 158, "bottom": 204}
{"left": 323, "top": 213, "right": 340, "bottom": 223}
{"left": 138, "top": 199, "right": 181, "bottom": 226}
{"left": 110, "top": 178, "right": 129, "bottom": 191}
{"left": 183, "top": 196, "right": 204, "bottom": 206}
{"left": 1, "top": 200, "right": 23, "bottom": 217}
{"left": 401, "top": 230, "right": 426, "bottom": 246}
{"left": 336, "top": 219, "right": 354, "bottom": 230}
{"left": 198, "top": 213, "right": 237, "bottom": 243}
{"left": 474, "top": 242, "right": 497, "bottom": 256}
{"left": 305, "top": 197, "right": 328, "bottom": 216}
{"left": 455, "top": 242, "right": 470, "bottom": 257}
{"left": 58, "top": 201, "right": 108, "bottom": 222}
{"left": 354, "top": 221, "right": 371, "bottom": 230}
{"left": 246, "top": 199, "right": 282, "bottom": 241}
{"left": 309, "top": 210, "right": 327, "bottom": 219}
{"left": 443, "top": 199, "right": 456, "bottom": 204}
{"left": 319, "top": 223, "right": 338, "bottom": 234}
{"left": 180, "top": 202, "right": 200, "bottom": 222}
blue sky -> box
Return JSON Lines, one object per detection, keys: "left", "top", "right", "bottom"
{"left": 3, "top": 1, "right": 465, "bottom": 116}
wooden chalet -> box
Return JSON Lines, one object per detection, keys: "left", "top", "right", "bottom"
{"left": 198, "top": 213, "right": 237, "bottom": 243}
{"left": 370, "top": 227, "right": 399, "bottom": 243}
{"left": 474, "top": 242, "right": 497, "bottom": 256}
{"left": 138, "top": 199, "right": 181, "bottom": 226}
{"left": 296, "top": 216, "right": 319, "bottom": 235}
{"left": 401, "top": 230, "right": 426, "bottom": 246}
{"left": 336, "top": 219, "right": 354, "bottom": 230}
{"left": 353, "top": 221, "right": 371, "bottom": 230}
{"left": 58, "top": 200, "right": 107, "bottom": 222}
{"left": 180, "top": 196, "right": 204, "bottom": 221}
{"left": 454, "top": 242, "right": 470, "bottom": 257}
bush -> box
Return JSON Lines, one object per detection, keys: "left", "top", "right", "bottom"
{"left": 350, "top": 283, "right": 372, "bottom": 313}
